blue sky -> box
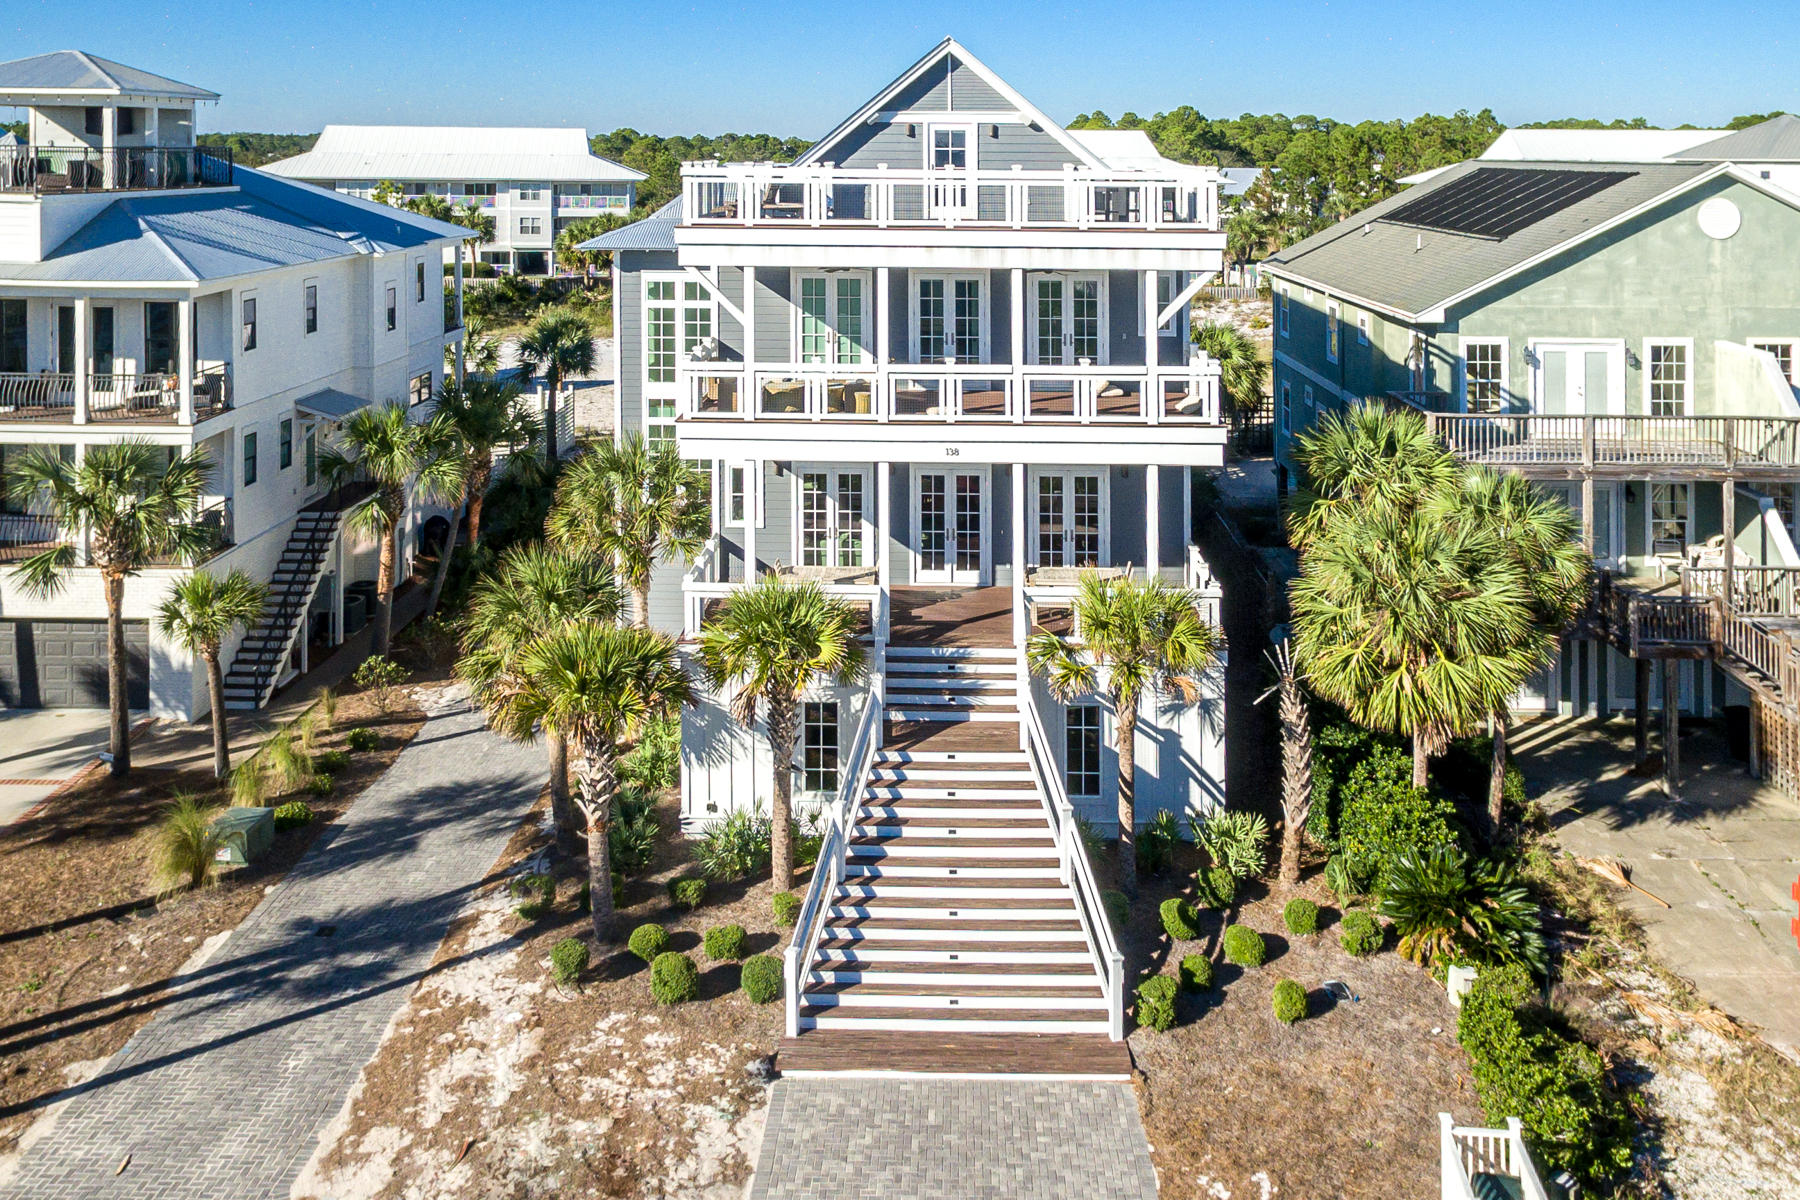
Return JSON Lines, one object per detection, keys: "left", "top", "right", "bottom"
{"left": 3, "top": 0, "right": 1792, "bottom": 135}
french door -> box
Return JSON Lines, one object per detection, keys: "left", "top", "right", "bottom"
{"left": 1029, "top": 275, "right": 1105, "bottom": 365}
{"left": 1032, "top": 470, "right": 1105, "bottom": 568}
{"left": 915, "top": 469, "right": 986, "bottom": 584}
{"left": 1531, "top": 341, "right": 1622, "bottom": 415}
{"left": 1540, "top": 481, "right": 1620, "bottom": 569}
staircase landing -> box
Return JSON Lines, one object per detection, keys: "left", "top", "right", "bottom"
{"left": 775, "top": 1030, "right": 1131, "bottom": 1080}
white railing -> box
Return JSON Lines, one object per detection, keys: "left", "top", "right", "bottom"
{"left": 1438, "top": 1115, "right": 1556, "bottom": 1200}
{"left": 682, "top": 161, "right": 1219, "bottom": 231}
{"left": 683, "top": 577, "right": 880, "bottom": 638}
{"left": 1019, "top": 678, "right": 1125, "bottom": 1040}
{"left": 682, "top": 360, "right": 1221, "bottom": 427}
{"left": 784, "top": 667, "right": 884, "bottom": 1038}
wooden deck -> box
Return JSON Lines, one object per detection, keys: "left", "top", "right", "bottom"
{"left": 889, "top": 586, "right": 1012, "bottom": 647}
{"left": 774, "top": 1030, "right": 1133, "bottom": 1080}
{"left": 882, "top": 720, "right": 1020, "bottom": 752}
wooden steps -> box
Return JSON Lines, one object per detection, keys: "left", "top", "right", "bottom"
{"left": 774, "top": 1031, "right": 1131, "bottom": 1080}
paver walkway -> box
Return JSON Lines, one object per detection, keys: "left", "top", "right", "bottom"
{"left": 1514, "top": 716, "right": 1800, "bottom": 1060}
{"left": 747, "top": 1078, "right": 1159, "bottom": 1200}
{"left": 0, "top": 694, "right": 541, "bottom": 1200}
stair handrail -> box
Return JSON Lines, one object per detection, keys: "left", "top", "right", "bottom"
{"left": 1438, "top": 1115, "right": 1556, "bottom": 1200}
{"left": 1019, "top": 680, "right": 1126, "bottom": 1040}
{"left": 783, "top": 665, "right": 884, "bottom": 1038}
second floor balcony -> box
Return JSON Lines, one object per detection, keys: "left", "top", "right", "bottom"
{"left": 681, "top": 162, "right": 1218, "bottom": 233}
{"left": 0, "top": 145, "right": 234, "bottom": 196}
{"left": 0, "top": 363, "right": 232, "bottom": 426}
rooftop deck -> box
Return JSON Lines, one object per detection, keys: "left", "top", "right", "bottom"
{"left": 0, "top": 144, "right": 233, "bottom": 196}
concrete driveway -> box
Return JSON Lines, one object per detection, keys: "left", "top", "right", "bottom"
{"left": 0, "top": 708, "right": 119, "bottom": 825}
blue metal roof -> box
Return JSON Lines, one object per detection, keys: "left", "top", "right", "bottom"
{"left": 580, "top": 198, "right": 680, "bottom": 252}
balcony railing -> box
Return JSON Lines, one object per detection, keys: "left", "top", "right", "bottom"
{"left": 1, "top": 498, "right": 233, "bottom": 567}
{"left": 683, "top": 361, "right": 1220, "bottom": 427}
{"left": 0, "top": 145, "right": 233, "bottom": 195}
{"left": 0, "top": 364, "right": 231, "bottom": 425}
{"left": 0, "top": 512, "right": 59, "bottom": 563}
{"left": 682, "top": 162, "right": 1218, "bottom": 231}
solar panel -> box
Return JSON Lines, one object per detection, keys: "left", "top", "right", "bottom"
{"left": 1385, "top": 167, "right": 1636, "bottom": 240}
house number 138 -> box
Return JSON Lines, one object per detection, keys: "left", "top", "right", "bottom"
{"left": 944, "top": 447, "right": 960, "bottom": 457}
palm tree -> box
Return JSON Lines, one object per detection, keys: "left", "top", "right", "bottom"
{"left": 1435, "top": 470, "right": 1590, "bottom": 826}
{"left": 7, "top": 441, "right": 214, "bottom": 776}
{"left": 483, "top": 620, "right": 693, "bottom": 942}
{"left": 453, "top": 203, "right": 496, "bottom": 272}
{"left": 515, "top": 308, "right": 596, "bottom": 461}
{"left": 1191, "top": 320, "right": 1268, "bottom": 419}
{"left": 546, "top": 433, "right": 709, "bottom": 627}
{"left": 459, "top": 544, "right": 622, "bottom": 851}
{"left": 1286, "top": 403, "right": 1460, "bottom": 553}
{"left": 155, "top": 570, "right": 268, "bottom": 779}
{"left": 423, "top": 375, "right": 543, "bottom": 616}
{"left": 461, "top": 315, "right": 502, "bottom": 379}
{"left": 695, "top": 577, "right": 866, "bottom": 890}
{"left": 1257, "top": 639, "right": 1313, "bottom": 885}
{"left": 1027, "top": 573, "right": 1222, "bottom": 892}
{"left": 318, "top": 403, "right": 462, "bottom": 656}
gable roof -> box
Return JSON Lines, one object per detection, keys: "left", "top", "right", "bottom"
{"left": 580, "top": 198, "right": 681, "bottom": 252}
{"left": 0, "top": 166, "right": 465, "bottom": 285}
{"left": 263, "top": 125, "right": 644, "bottom": 184}
{"left": 1264, "top": 159, "right": 1722, "bottom": 320}
{"left": 795, "top": 39, "right": 1102, "bottom": 170}
{"left": 1675, "top": 114, "right": 1800, "bottom": 164}
{"left": 0, "top": 51, "right": 217, "bottom": 101}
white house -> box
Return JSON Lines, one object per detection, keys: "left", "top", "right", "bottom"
{"left": 264, "top": 125, "right": 644, "bottom": 275}
{"left": 0, "top": 51, "right": 467, "bottom": 719}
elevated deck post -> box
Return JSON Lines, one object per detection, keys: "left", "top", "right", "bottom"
{"left": 1722, "top": 478, "right": 1736, "bottom": 603}
{"left": 1662, "top": 662, "right": 1681, "bottom": 799}
{"left": 1635, "top": 658, "right": 1651, "bottom": 761}
{"left": 1580, "top": 473, "right": 1595, "bottom": 555}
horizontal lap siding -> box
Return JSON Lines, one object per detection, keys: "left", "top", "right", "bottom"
{"left": 949, "top": 60, "right": 1006, "bottom": 110}
{"left": 753, "top": 269, "right": 791, "bottom": 364}
{"left": 717, "top": 266, "right": 745, "bottom": 360}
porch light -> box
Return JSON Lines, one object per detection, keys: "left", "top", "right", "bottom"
{"left": 906, "top": 123, "right": 918, "bottom": 138}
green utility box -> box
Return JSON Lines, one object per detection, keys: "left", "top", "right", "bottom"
{"left": 212, "top": 806, "right": 275, "bottom": 867}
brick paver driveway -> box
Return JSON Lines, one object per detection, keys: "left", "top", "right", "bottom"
{"left": 748, "top": 1077, "right": 1160, "bottom": 1200}
{"left": 0, "top": 698, "right": 541, "bottom": 1200}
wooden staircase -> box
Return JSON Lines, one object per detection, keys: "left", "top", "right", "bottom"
{"left": 222, "top": 508, "right": 341, "bottom": 711}
{"left": 778, "top": 643, "right": 1128, "bottom": 1078}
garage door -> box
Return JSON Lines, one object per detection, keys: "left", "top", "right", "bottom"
{"left": 0, "top": 620, "right": 149, "bottom": 709}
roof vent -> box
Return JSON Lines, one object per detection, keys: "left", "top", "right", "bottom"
{"left": 1416, "top": 233, "right": 1423, "bottom": 252}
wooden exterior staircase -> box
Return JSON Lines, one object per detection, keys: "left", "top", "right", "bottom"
{"left": 222, "top": 506, "right": 341, "bottom": 711}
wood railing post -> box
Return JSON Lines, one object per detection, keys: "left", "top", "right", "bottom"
{"left": 1582, "top": 416, "right": 1596, "bottom": 470}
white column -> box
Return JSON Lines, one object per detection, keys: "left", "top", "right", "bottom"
{"left": 876, "top": 266, "right": 891, "bottom": 412}
{"left": 1011, "top": 461, "right": 1026, "bottom": 645}
{"left": 72, "top": 297, "right": 89, "bottom": 424}
{"left": 1010, "top": 267, "right": 1025, "bottom": 421}
{"left": 743, "top": 266, "right": 758, "bottom": 421}
{"left": 177, "top": 298, "right": 195, "bottom": 424}
{"left": 876, "top": 461, "right": 892, "bottom": 646}
{"left": 1144, "top": 269, "right": 1159, "bottom": 369}
{"left": 747, "top": 458, "right": 762, "bottom": 578}
{"left": 452, "top": 253, "right": 466, "bottom": 384}
{"left": 1145, "top": 463, "right": 1161, "bottom": 581}
{"left": 100, "top": 107, "right": 117, "bottom": 189}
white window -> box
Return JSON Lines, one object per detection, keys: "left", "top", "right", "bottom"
{"left": 1463, "top": 339, "right": 1507, "bottom": 413}
{"left": 1280, "top": 380, "right": 1291, "bottom": 433}
{"left": 795, "top": 272, "right": 869, "bottom": 365}
{"left": 415, "top": 260, "right": 426, "bottom": 302}
{"left": 1357, "top": 312, "right": 1370, "bottom": 346}
{"left": 517, "top": 185, "right": 542, "bottom": 201}
{"left": 1650, "top": 482, "right": 1692, "bottom": 552}
{"left": 1325, "top": 301, "right": 1340, "bottom": 364}
{"left": 912, "top": 274, "right": 986, "bottom": 363}
{"left": 726, "top": 464, "right": 749, "bottom": 525}
{"left": 1032, "top": 469, "right": 1106, "bottom": 568}
{"left": 1066, "top": 705, "right": 1102, "bottom": 798}
{"left": 385, "top": 286, "right": 397, "bottom": 331}
{"left": 930, "top": 126, "right": 968, "bottom": 169}
{"left": 1142, "top": 273, "right": 1183, "bottom": 341}
{"left": 241, "top": 296, "right": 257, "bottom": 352}
{"left": 644, "top": 277, "right": 678, "bottom": 447}
{"left": 803, "top": 701, "right": 840, "bottom": 792}
{"left": 798, "top": 468, "right": 869, "bottom": 567}
{"left": 303, "top": 282, "right": 318, "bottom": 335}
{"left": 1303, "top": 384, "right": 1314, "bottom": 411}
{"left": 681, "top": 280, "right": 714, "bottom": 355}
{"left": 1750, "top": 339, "right": 1799, "bottom": 385}
{"left": 1646, "top": 339, "right": 1691, "bottom": 417}
{"left": 1029, "top": 274, "right": 1106, "bottom": 365}
{"left": 518, "top": 216, "right": 542, "bottom": 236}
{"left": 1278, "top": 286, "right": 1290, "bottom": 338}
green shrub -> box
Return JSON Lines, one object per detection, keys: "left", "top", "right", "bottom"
{"left": 1101, "top": 889, "right": 1129, "bottom": 929}
{"left": 772, "top": 890, "right": 802, "bottom": 927}
{"left": 650, "top": 952, "right": 700, "bottom": 1004}
{"left": 513, "top": 900, "right": 546, "bottom": 920}
{"left": 1378, "top": 846, "right": 1547, "bottom": 975}
{"left": 1136, "top": 974, "right": 1178, "bottom": 1031}
{"left": 1339, "top": 909, "right": 1384, "bottom": 957}
{"left": 1179, "top": 954, "right": 1215, "bottom": 992}
{"left": 1075, "top": 814, "right": 1108, "bottom": 860}
{"left": 608, "top": 786, "right": 660, "bottom": 876}
{"left": 1283, "top": 897, "right": 1320, "bottom": 936}
{"left": 313, "top": 749, "right": 351, "bottom": 774}
{"left": 262, "top": 729, "right": 313, "bottom": 792}
{"left": 1159, "top": 897, "right": 1201, "bottom": 941}
{"left": 668, "top": 877, "right": 708, "bottom": 910}
{"left": 1458, "top": 965, "right": 1634, "bottom": 1186}
{"left": 628, "top": 923, "right": 670, "bottom": 963}
{"left": 1324, "top": 854, "right": 1366, "bottom": 901}
{"left": 346, "top": 727, "right": 381, "bottom": 753}
{"left": 1136, "top": 810, "right": 1186, "bottom": 876}
{"left": 619, "top": 715, "right": 679, "bottom": 792}
{"left": 703, "top": 924, "right": 747, "bottom": 962}
{"left": 1306, "top": 717, "right": 1402, "bottom": 845}
{"left": 741, "top": 954, "right": 783, "bottom": 1004}
{"left": 352, "top": 654, "right": 407, "bottom": 713}
{"left": 1197, "top": 810, "right": 1269, "bottom": 879}
{"left": 549, "top": 937, "right": 588, "bottom": 984}
{"left": 1271, "top": 978, "right": 1307, "bottom": 1023}
{"left": 303, "top": 773, "right": 334, "bottom": 796}
{"left": 1222, "top": 923, "right": 1266, "bottom": 967}
{"left": 695, "top": 810, "right": 772, "bottom": 880}
{"left": 1335, "top": 746, "right": 1461, "bottom": 888}
{"left": 157, "top": 796, "right": 226, "bottom": 892}
{"left": 511, "top": 872, "right": 555, "bottom": 904}
{"left": 1195, "top": 866, "right": 1236, "bottom": 908}
{"left": 272, "top": 800, "right": 314, "bottom": 831}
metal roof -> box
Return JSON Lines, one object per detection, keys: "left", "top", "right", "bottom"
{"left": 0, "top": 166, "right": 465, "bottom": 284}
{"left": 1676, "top": 115, "right": 1800, "bottom": 164}
{"left": 263, "top": 125, "right": 644, "bottom": 184}
{"left": 1265, "top": 159, "right": 1718, "bottom": 319}
{"left": 581, "top": 198, "right": 680, "bottom": 252}
{"left": 1065, "top": 130, "right": 1214, "bottom": 177}
{"left": 1220, "top": 167, "right": 1261, "bottom": 196}
{"left": 0, "top": 51, "right": 217, "bottom": 101}
{"left": 1480, "top": 128, "right": 1723, "bottom": 164}
{"left": 294, "top": 387, "right": 371, "bottom": 421}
